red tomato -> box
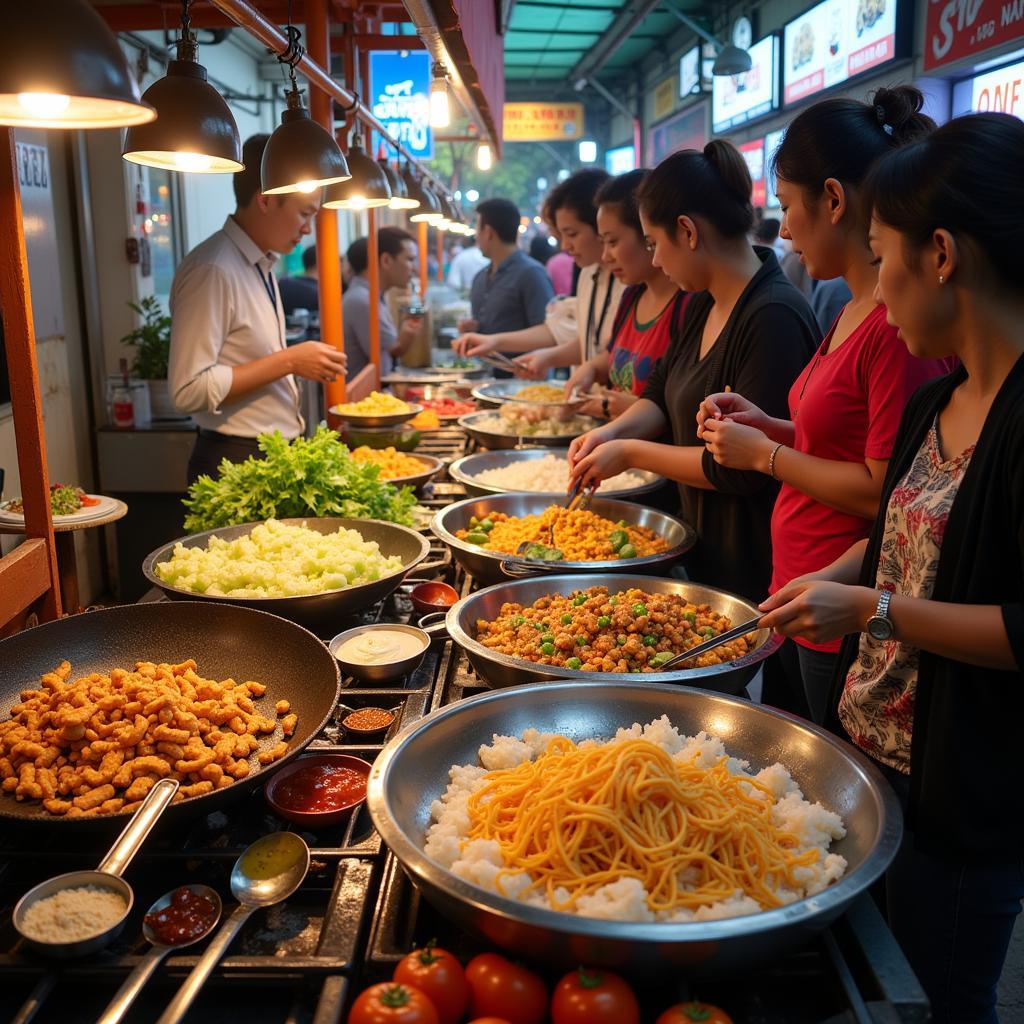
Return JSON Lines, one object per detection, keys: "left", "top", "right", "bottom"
{"left": 394, "top": 944, "right": 469, "bottom": 1024}
{"left": 551, "top": 968, "right": 640, "bottom": 1024}
{"left": 348, "top": 982, "right": 439, "bottom": 1024}
{"left": 465, "top": 953, "right": 547, "bottom": 1024}
{"left": 467, "top": 1019, "right": 515, "bottom": 1024}
{"left": 656, "top": 1002, "right": 734, "bottom": 1024}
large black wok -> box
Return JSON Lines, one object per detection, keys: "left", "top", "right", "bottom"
{"left": 0, "top": 602, "right": 340, "bottom": 827}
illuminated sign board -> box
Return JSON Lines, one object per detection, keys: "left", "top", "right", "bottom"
{"left": 503, "top": 102, "right": 584, "bottom": 141}
{"left": 604, "top": 145, "right": 637, "bottom": 174}
{"left": 783, "top": 0, "right": 900, "bottom": 106}
{"left": 680, "top": 46, "right": 701, "bottom": 96}
{"left": 712, "top": 35, "right": 780, "bottom": 133}
{"left": 647, "top": 103, "right": 707, "bottom": 164}
{"left": 952, "top": 58, "right": 1024, "bottom": 120}
{"left": 739, "top": 137, "right": 767, "bottom": 207}
{"left": 925, "top": 0, "right": 1024, "bottom": 71}
{"left": 368, "top": 50, "right": 433, "bottom": 160}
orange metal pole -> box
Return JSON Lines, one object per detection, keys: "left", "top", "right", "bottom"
{"left": 367, "top": 208, "right": 381, "bottom": 386}
{"left": 418, "top": 221, "right": 429, "bottom": 299}
{"left": 0, "top": 128, "right": 60, "bottom": 624}
{"left": 306, "top": 0, "right": 345, "bottom": 406}
{"left": 436, "top": 227, "right": 444, "bottom": 283}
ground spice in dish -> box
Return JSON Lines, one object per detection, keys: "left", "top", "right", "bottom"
{"left": 273, "top": 763, "right": 368, "bottom": 814}
{"left": 144, "top": 887, "right": 218, "bottom": 946}
{"left": 20, "top": 885, "right": 127, "bottom": 943}
{"left": 342, "top": 708, "right": 396, "bottom": 733}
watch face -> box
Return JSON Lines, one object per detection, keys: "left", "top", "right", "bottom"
{"left": 867, "top": 616, "right": 893, "bottom": 641}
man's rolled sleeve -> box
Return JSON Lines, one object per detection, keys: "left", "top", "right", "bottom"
{"left": 168, "top": 262, "right": 234, "bottom": 415}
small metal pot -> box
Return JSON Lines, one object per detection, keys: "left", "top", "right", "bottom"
{"left": 329, "top": 623, "right": 430, "bottom": 684}
{"left": 458, "top": 411, "right": 603, "bottom": 451}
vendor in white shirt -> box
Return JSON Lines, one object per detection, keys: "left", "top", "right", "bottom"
{"left": 452, "top": 169, "right": 623, "bottom": 377}
{"left": 169, "top": 134, "right": 346, "bottom": 484}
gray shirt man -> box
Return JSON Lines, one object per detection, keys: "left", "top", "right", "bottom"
{"left": 342, "top": 274, "right": 398, "bottom": 379}
{"left": 470, "top": 250, "right": 554, "bottom": 336}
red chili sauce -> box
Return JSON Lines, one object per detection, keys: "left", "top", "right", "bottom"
{"left": 144, "top": 887, "right": 218, "bottom": 946}
{"left": 274, "top": 763, "right": 367, "bottom": 813}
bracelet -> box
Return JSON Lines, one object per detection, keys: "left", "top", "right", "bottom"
{"left": 601, "top": 394, "right": 610, "bottom": 419}
{"left": 767, "top": 442, "right": 785, "bottom": 480}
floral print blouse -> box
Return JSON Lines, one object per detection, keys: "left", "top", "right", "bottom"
{"left": 838, "top": 417, "right": 976, "bottom": 773}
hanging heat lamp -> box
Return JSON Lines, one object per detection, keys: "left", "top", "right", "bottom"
{"left": 323, "top": 136, "right": 391, "bottom": 209}
{"left": 476, "top": 142, "right": 493, "bottom": 171}
{"left": 261, "top": 25, "right": 349, "bottom": 195}
{"left": 380, "top": 157, "right": 418, "bottom": 210}
{"left": 429, "top": 62, "right": 450, "bottom": 128}
{"left": 0, "top": 0, "right": 154, "bottom": 129}
{"left": 123, "top": 0, "right": 241, "bottom": 173}
{"left": 405, "top": 173, "right": 442, "bottom": 223}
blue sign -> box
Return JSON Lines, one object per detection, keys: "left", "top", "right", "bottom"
{"left": 369, "top": 50, "right": 433, "bottom": 161}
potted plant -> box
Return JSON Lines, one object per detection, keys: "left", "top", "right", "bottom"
{"left": 121, "top": 296, "right": 179, "bottom": 420}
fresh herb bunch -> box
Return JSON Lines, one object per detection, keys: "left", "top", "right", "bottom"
{"left": 182, "top": 426, "right": 418, "bottom": 533}
{"left": 121, "top": 296, "right": 171, "bottom": 379}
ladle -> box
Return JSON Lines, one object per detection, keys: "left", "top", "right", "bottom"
{"left": 155, "top": 832, "right": 310, "bottom": 1024}
{"left": 95, "top": 884, "right": 222, "bottom": 1024}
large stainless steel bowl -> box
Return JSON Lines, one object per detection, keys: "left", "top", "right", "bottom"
{"left": 471, "top": 379, "right": 585, "bottom": 417}
{"left": 382, "top": 374, "right": 480, "bottom": 401}
{"left": 367, "top": 681, "right": 903, "bottom": 971}
{"left": 448, "top": 448, "right": 665, "bottom": 501}
{"left": 143, "top": 517, "right": 430, "bottom": 629}
{"left": 430, "top": 493, "right": 694, "bottom": 585}
{"left": 443, "top": 574, "right": 781, "bottom": 693}
{"left": 459, "top": 411, "right": 603, "bottom": 450}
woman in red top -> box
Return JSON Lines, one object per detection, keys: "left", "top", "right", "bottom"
{"left": 568, "top": 169, "right": 686, "bottom": 421}
{"left": 698, "top": 86, "right": 946, "bottom": 721}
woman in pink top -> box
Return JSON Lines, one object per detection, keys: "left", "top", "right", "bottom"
{"left": 698, "top": 86, "right": 947, "bottom": 722}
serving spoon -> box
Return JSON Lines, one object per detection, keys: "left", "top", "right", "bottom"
{"left": 658, "top": 616, "right": 765, "bottom": 671}
{"left": 155, "top": 832, "right": 310, "bottom": 1024}
{"left": 96, "top": 884, "right": 222, "bottom": 1024}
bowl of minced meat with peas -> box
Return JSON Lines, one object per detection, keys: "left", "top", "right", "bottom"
{"left": 432, "top": 494, "right": 694, "bottom": 585}
{"left": 475, "top": 585, "right": 751, "bottom": 674}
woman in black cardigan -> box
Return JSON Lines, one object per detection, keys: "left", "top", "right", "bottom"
{"left": 568, "top": 141, "right": 818, "bottom": 600}
{"left": 758, "top": 113, "right": 1024, "bottom": 1024}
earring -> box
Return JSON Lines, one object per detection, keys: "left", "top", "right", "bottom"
{"left": 938, "top": 275, "right": 945, "bottom": 284}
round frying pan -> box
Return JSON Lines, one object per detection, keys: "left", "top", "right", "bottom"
{"left": 0, "top": 602, "right": 340, "bottom": 827}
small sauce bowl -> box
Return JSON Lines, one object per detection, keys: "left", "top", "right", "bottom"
{"left": 329, "top": 623, "right": 429, "bottom": 684}
{"left": 340, "top": 704, "right": 399, "bottom": 740}
{"left": 264, "top": 753, "right": 372, "bottom": 828}
{"left": 408, "top": 581, "right": 459, "bottom": 616}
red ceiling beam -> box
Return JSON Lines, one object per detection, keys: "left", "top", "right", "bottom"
{"left": 92, "top": 1, "right": 359, "bottom": 32}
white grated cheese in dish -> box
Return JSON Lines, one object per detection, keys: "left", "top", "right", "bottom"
{"left": 20, "top": 885, "right": 127, "bottom": 943}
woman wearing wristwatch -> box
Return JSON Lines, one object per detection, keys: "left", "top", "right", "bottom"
{"left": 697, "top": 88, "right": 946, "bottom": 722}
{"left": 757, "top": 113, "right": 1024, "bottom": 1024}
{"left": 566, "top": 170, "right": 689, "bottom": 422}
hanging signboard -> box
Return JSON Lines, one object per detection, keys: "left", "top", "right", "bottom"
{"left": 763, "top": 127, "right": 786, "bottom": 208}
{"left": 503, "top": 102, "right": 584, "bottom": 141}
{"left": 783, "top": 0, "right": 902, "bottom": 106}
{"left": 712, "top": 35, "right": 780, "bottom": 133}
{"left": 952, "top": 57, "right": 1024, "bottom": 118}
{"left": 369, "top": 50, "right": 433, "bottom": 160}
{"left": 679, "top": 45, "right": 701, "bottom": 96}
{"left": 653, "top": 77, "right": 676, "bottom": 120}
{"left": 739, "top": 138, "right": 767, "bottom": 207}
{"left": 604, "top": 145, "right": 637, "bottom": 174}
{"left": 925, "top": 0, "right": 1024, "bottom": 71}
{"left": 647, "top": 103, "right": 707, "bottom": 164}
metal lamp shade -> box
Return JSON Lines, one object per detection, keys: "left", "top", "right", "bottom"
{"left": 408, "top": 181, "right": 443, "bottom": 223}
{"left": 123, "top": 60, "right": 242, "bottom": 173}
{"left": 261, "top": 103, "right": 350, "bottom": 195}
{"left": 0, "top": 0, "right": 154, "bottom": 128}
{"left": 322, "top": 144, "right": 391, "bottom": 209}
{"left": 712, "top": 44, "right": 753, "bottom": 76}
{"left": 382, "top": 159, "right": 418, "bottom": 210}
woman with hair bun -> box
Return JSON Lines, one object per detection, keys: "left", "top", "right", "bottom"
{"left": 569, "top": 139, "right": 819, "bottom": 600}
{"left": 760, "top": 111, "right": 1024, "bottom": 1024}
{"left": 697, "top": 86, "right": 949, "bottom": 721}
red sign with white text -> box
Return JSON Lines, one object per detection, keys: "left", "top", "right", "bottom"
{"left": 739, "top": 139, "right": 767, "bottom": 208}
{"left": 924, "top": 0, "right": 1024, "bottom": 71}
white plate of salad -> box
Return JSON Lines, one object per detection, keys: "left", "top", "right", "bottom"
{"left": 0, "top": 485, "right": 118, "bottom": 525}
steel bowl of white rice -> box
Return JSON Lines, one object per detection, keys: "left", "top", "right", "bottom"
{"left": 367, "top": 681, "right": 902, "bottom": 972}
{"left": 448, "top": 448, "right": 666, "bottom": 500}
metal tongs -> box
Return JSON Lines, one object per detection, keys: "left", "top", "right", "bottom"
{"left": 512, "top": 479, "right": 597, "bottom": 561}
{"left": 478, "top": 351, "right": 520, "bottom": 373}
{"left": 657, "top": 615, "right": 764, "bottom": 670}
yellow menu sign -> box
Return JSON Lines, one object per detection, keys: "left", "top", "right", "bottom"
{"left": 503, "top": 102, "right": 585, "bottom": 141}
